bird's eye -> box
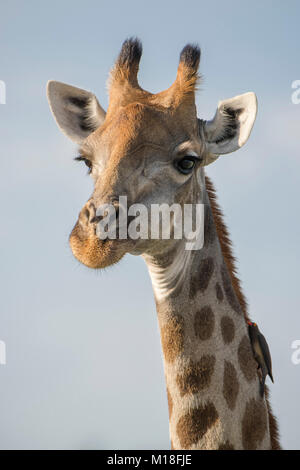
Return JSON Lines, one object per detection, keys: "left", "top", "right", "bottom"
{"left": 75, "top": 156, "right": 93, "bottom": 174}
{"left": 175, "top": 156, "right": 198, "bottom": 175}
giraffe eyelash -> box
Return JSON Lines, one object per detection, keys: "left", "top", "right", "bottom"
{"left": 74, "top": 155, "right": 93, "bottom": 174}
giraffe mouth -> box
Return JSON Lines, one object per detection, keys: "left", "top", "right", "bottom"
{"left": 69, "top": 221, "right": 135, "bottom": 269}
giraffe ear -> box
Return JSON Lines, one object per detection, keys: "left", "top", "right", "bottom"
{"left": 46, "top": 81, "right": 106, "bottom": 144}
{"left": 200, "top": 92, "right": 257, "bottom": 165}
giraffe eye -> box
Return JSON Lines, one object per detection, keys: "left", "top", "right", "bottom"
{"left": 176, "top": 156, "right": 199, "bottom": 175}
{"left": 75, "top": 156, "right": 93, "bottom": 173}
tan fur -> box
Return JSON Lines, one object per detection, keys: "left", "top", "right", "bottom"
{"left": 160, "top": 315, "right": 185, "bottom": 364}
{"left": 167, "top": 388, "right": 173, "bottom": 418}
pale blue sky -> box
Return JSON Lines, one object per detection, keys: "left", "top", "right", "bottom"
{"left": 0, "top": 0, "right": 299, "bottom": 449}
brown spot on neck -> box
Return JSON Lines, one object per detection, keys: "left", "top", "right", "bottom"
{"left": 215, "top": 282, "right": 224, "bottom": 302}
{"left": 242, "top": 398, "right": 268, "bottom": 449}
{"left": 218, "top": 440, "right": 235, "bottom": 450}
{"left": 223, "top": 361, "right": 239, "bottom": 411}
{"left": 194, "top": 306, "right": 215, "bottom": 341}
{"left": 176, "top": 355, "right": 216, "bottom": 396}
{"left": 204, "top": 204, "right": 216, "bottom": 246}
{"left": 190, "top": 257, "right": 214, "bottom": 299}
{"left": 265, "top": 387, "right": 281, "bottom": 449}
{"left": 221, "top": 316, "right": 235, "bottom": 344}
{"left": 221, "top": 263, "right": 242, "bottom": 315}
{"left": 238, "top": 335, "right": 257, "bottom": 383}
{"left": 176, "top": 402, "right": 219, "bottom": 449}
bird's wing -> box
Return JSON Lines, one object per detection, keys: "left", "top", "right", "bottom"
{"left": 258, "top": 332, "right": 274, "bottom": 382}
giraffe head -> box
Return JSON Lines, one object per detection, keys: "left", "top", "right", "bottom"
{"left": 47, "top": 38, "right": 257, "bottom": 269}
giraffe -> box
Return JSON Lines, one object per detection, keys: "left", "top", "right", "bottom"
{"left": 47, "top": 38, "right": 280, "bottom": 450}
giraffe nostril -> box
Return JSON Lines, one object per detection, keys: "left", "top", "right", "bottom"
{"left": 84, "top": 208, "right": 90, "bottom": 220}
{"left": 90, "top": 208, "right": 109, "bottom": 224}
{"left": 88, "top": 199, "right": 120, "bottom": 224}
{"left": 114, "top": 204, "right": 120, "bottom": 220}
{"left": 90, "top": 214, "right": 104, "bottom": 224}
{"left": 86, "top": 202, "right": 96, "bottom": 223}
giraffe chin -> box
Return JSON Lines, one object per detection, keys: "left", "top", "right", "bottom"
{"left": 69, "top": 224, "right": 130, "bottom": 269}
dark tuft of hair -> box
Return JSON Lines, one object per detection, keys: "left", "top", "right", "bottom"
{"left": 118, "top": 37, "right": 143, "bottom": 67}
{"left": 67, "top": 96, "right": 89, "bottom": 108}
{"left": 214, "top": 107, "right": 241, "bottom": 144}
{"left": 180, "top": 44, "right": 201, "bottom": 70}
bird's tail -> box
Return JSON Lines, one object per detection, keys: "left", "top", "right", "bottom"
{"left": 260, "top": 377, "right": 266, "bottom": 397}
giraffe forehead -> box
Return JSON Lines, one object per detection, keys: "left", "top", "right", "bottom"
{"left": 87, "top": 102, "right": 195, "bottom": 160}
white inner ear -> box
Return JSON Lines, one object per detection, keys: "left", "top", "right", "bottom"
{"left": 47, "top": 81, "right": 106, "bottom": 144}
{"left": 203, "top": 92, "right": 258, "bottom": 158}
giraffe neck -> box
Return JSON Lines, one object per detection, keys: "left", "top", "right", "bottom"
{"left": 143, "top": 201, "right": 271, "bottom": 450}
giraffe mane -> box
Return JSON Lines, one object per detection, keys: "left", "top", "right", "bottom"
{"left": 205, "top": 175, "right": 249, "bottom": 322}
{"left": 206, "top": 174, "right": 281, "bottom": 450}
